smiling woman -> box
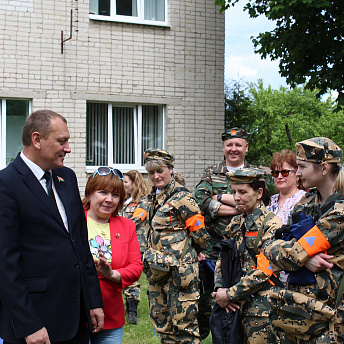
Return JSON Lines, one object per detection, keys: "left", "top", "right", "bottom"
{"left": 82, "top": 169, "right": 143, "bottom": 344}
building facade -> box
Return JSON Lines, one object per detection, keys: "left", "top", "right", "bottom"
{"left": 0, "top": 0, "right": 225, "bottom": 190}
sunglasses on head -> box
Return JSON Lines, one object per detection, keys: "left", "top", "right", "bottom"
{"left": 271, "top": 170, "right": 296, "bottom": 178}
{"left": 92, "top": 166, "right": 124, "bottom": 180}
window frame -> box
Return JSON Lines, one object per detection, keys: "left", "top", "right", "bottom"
{"left": 0, "top": 98, "right": 31, "bottom": 170}
{"left": 89, "top": 0, "right": 169, "bottom": 27}
{"left": 85, "top": 102, "right": 165, "bottom": 173}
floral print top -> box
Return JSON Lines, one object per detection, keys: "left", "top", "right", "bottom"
{"left": 267, "top": 189, "right": 306, "bottom": 224}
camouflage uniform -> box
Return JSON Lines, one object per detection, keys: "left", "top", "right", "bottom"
{"left": 262, "top": 190, "right": 344, "bottom": 344}
{"left": 144, "top": 178, "right": 209, "bottom": 344}
{"left": 214, "top": 202, "right": 282, "bottom": 344}
{"left": 261, "top": 137, "right": 344, "bottom": 344}
{"left": 194, "top": 128, "right": 250, "bottom": 339}
{"left": 120, "top": 197, "right": 149, "bottom": 302}
{"left": 195, "top": 159, "right": 250, "bottom": 260}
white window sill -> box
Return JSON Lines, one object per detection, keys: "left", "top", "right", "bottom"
{"left": 89, "top": 14, "right": 170, "bottom": 27}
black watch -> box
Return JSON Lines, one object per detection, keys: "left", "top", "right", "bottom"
{"left": 217, "top": 194, "right": 223, "bottom": 202}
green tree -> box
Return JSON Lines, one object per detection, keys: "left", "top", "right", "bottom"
{"left": 225, "top": 79, "right": 252, "bottom": 131}
{"left": 215, "top": 0, "right": 344, "bottom": 106}
{"left": 225, "top": 80, "right": 344, "bottom": 166}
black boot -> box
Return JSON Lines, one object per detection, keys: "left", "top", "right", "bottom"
{"left": 126, "top": 298, "right": 139, "bottom": 324}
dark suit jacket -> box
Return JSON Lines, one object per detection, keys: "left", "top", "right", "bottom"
{"left": 0, "top": 154, "right": 103, "bottom": 343}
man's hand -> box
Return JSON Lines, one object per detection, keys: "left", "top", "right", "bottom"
{"left": 90, "top": 308, "right": 104, "bottom": 333}
{"left": 25, "top": 327, "right": 50, "bottom": 344}
{"left": 212, "top": 193, "right": 236, "bottom": 206}
{"left": 213, "top": 288, "right": 240, "bottom": 313}
{"left": 304, "top": 252, "right": 334, "bottom": 272}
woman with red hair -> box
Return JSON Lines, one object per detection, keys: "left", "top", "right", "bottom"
{"left": 268, "top": 149, "right": 306, "bottom": 224}
{"left": 83, "top": 167, "right": 143, "bottom": 344}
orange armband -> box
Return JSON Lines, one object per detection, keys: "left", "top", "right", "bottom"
{"left": 185, "top": 213, "right": 205, "bottom": 233}
{"left": 132, "top": 208, "right": 147, "bottom": 222}
{"left": 256, "top": 252, "right": 274, "bottom": 277}
{"left": 298, "top": 225, "right": 331, "bottom": 257}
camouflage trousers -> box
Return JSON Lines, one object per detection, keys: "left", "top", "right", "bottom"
{"left": 274, "top": 307, "right": 344, "bottom": 344}
{"left": 241, "top": 315, "right": 279, "bottom": 344}
{"left": 147, "top": 261, "right": 201, "bottom": 344}
{"left": 123, "top": 280, "right": 141, "bottom": 302}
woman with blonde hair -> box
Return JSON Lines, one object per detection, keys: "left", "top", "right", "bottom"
{"left": 120, "top": 170, "right": 149, "bottom": 324}
{"left": 262, "top": 137, "right": 344, "bottom": 343}
{"left": 143, "top": 148, "right": 209, "bottom": 344}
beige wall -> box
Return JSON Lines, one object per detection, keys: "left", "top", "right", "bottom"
{"left": 0, "top": 0, "right": 225, "bottom": 191}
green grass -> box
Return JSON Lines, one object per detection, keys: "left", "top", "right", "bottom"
{"left": 123, "top": 275, "right": 212, "bottom": 343}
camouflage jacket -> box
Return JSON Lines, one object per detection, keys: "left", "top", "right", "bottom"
{"left": 146, "top": 178, "right": 209, "bottom": 266}
{"left": 214, "top": 203, "right": 282, "bottom": 317}
{"left": 262, "top": 189, "right": 344, "bottom": 308}
{"left": 194, "top": 160, "right": 250, "bottom": 259}
{"left": 119, "top": 196, "right": 149, "bottom": 253}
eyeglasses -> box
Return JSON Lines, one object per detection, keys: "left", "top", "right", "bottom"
{"left": 92, "top": 166, "right": 124, "bottom": 180}
{"left": 271, "top": 170, "right": 296, "bottom": 178}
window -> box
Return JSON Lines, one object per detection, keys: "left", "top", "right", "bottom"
{"left": 0, "top": 99, "right": 30, "bottom": 169}
{"left": 89, "top": 0, "right": 167, "bottom": 25}
{"left": 86, "top": 102, "right": 164, "bottom": 170}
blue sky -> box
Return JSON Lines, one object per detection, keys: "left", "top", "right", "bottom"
{"left": 225, "top": 1, "right": 288, "bottom": 90}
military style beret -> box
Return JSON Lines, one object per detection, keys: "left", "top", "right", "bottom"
{"left": 227, "top": 167, "right": 267, "bottom": 184}
{"left": 143, "top": 148, "right": 174, "bottom": 164}
{"left": 295, "top": 137, "right": 342, "bottom": 164}
{"left": 222, "top": 127, "right": 248, "bottom": 141}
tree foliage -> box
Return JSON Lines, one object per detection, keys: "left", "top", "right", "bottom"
{"left": 225, "top": 79, "right": 252, "bottom": 131}
{"left": 216, "top": 0, "right": 344, "bottom": 106}
{"left": 225, "top": 79, "right": 344, "bottom": 166}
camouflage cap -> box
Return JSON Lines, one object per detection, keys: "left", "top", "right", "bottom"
{"left": 227, "top": 167, "right": 267, "bottom": 184}
{"left": 295, "top": 137, "right": 342, "bottom": 164}
{"left": 143, "top": 148, "right": 174, "bottom": 164}
{"left": 222, "top": 127, "right": 248, "bottom": 141}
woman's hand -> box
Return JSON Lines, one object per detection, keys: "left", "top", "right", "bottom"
{"left": 304, "top": 252, "right": 334, "bottom": 272}
{"left": 95, "top": 249, "right": 122, "bottom": 283}
{"left": 213, "top": 288, "right": 241, "bottom": 313}
{"left": 198, "top": 252, "right": 206, "bottom": 261}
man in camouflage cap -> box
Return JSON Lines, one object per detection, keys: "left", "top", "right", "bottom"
{"left": 194, "top": 127, "right": 250, "bottom": 339}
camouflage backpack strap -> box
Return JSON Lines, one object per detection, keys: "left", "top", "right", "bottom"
{"left": 147, "top": 187, "right": 189, "bottom": 247}
{"left": 241, "top": 216, "right": 284, "bottom": 288}
{"left": 335, "top": 273, "right": 344, "bottom": 309}
{"left": 254, "top": 212, "right": 275, "bottom": 253}
{"left": 147, "top": 187, "right": 188, "bottom": 234}
{"left": 180, "top": 235, "right": 191, "bottom": 261}
{"left": 163, "top": 187, "right": 191, "bottom": 261}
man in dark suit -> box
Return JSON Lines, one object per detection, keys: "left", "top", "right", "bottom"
{"left": 0, "top": 110, "right": 104, "bottom": 344}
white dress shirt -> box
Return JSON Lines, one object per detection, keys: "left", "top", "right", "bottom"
{"left": 20, "top": 152, "right": 69, "bottom": 231}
